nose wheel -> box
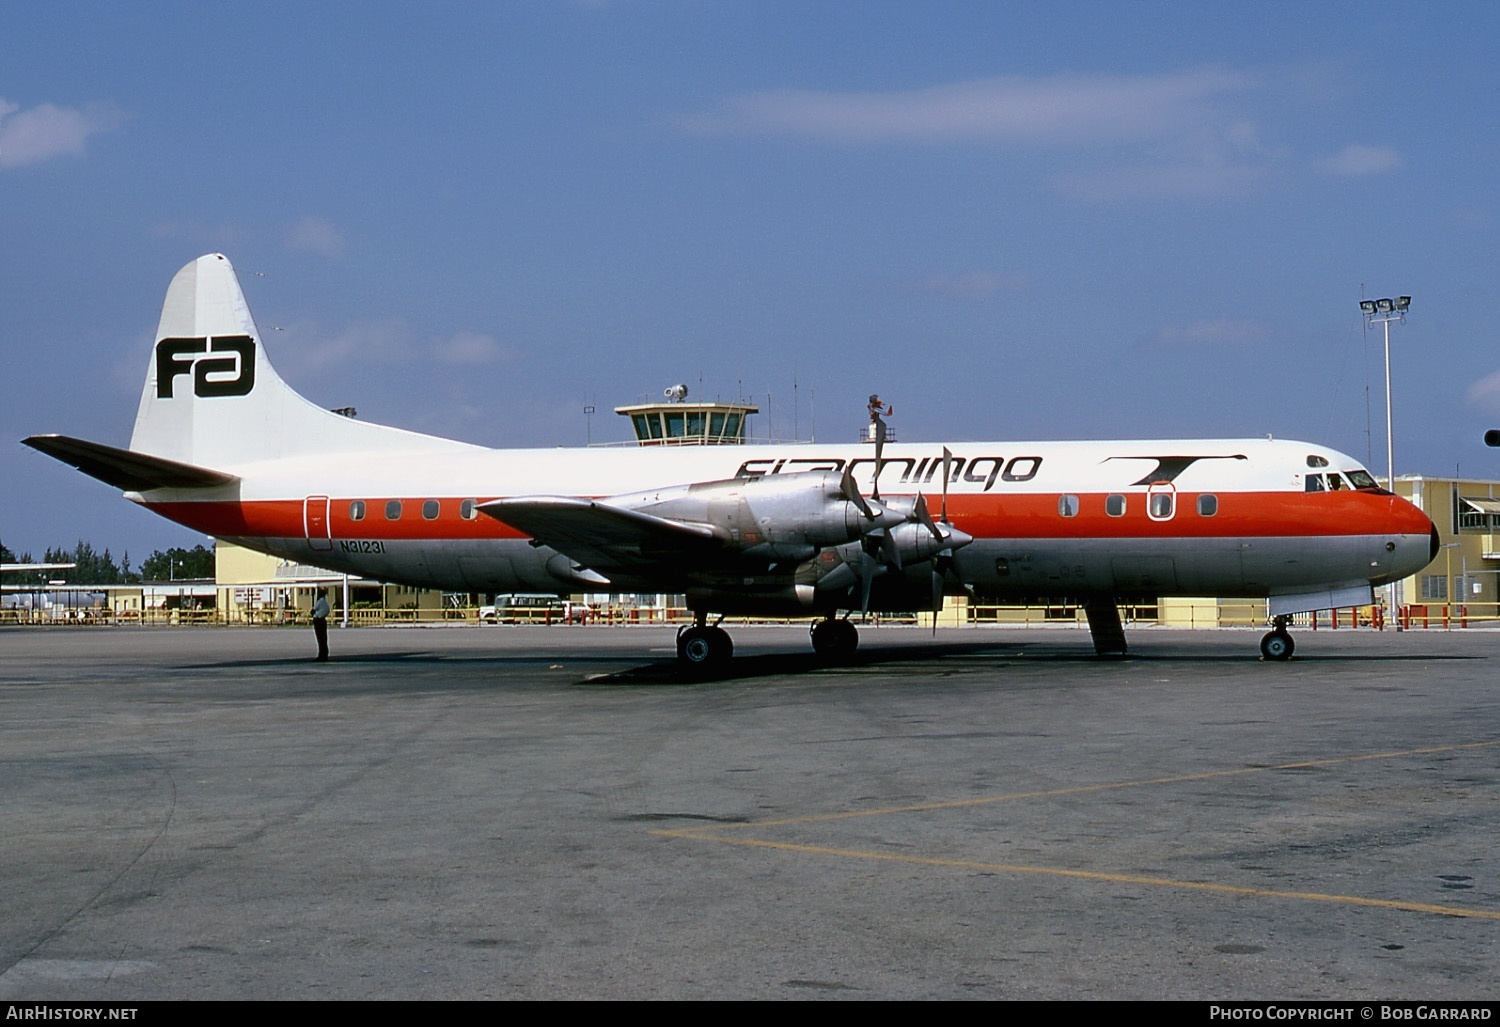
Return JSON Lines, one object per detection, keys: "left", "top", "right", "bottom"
{"left": 1260, "top": 616, "right": 1295, "bottom": 661}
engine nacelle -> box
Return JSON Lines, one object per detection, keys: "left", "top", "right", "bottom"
{"left": 611, "top": 470, "right": 904, "bottom": 561}
{"left": 811, "top": 521, "right": 973, "bottom": 593}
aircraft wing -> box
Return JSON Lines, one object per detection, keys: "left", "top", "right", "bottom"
{"left": 479, "top": 497, "right": 726, "bottom": 579}
{"left": 22, "top": 434, "right": 239, "bottom": 491}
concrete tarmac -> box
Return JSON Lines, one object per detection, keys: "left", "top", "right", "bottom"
{"left": 1, "top": 622, "right": 1497, "bottom": 1000}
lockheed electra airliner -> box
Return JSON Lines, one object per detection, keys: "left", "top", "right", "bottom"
{"left": 25, "top": 254, "right": 1439, "bottom": 668}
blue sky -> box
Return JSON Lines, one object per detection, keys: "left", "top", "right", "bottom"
{"left": 4, "top": 1, "right": 1497, "bottom": 561}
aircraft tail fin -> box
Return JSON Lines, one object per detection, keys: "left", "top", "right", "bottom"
{"left": 128, "top": 254, "right": 475, "bottom": 469}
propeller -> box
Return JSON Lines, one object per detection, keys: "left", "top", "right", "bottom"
{"left": 835, "top": 422, "right": 970, "bottom": 618}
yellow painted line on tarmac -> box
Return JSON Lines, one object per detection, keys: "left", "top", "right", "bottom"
{"left": 650, "top": 830, "right": 1500, "bottom": 921}
{"left": 653, "top": 738, "right": 1500, "bottom": 921}
{"left": 670, "top": 738, "right": 1500, "bottom": 832}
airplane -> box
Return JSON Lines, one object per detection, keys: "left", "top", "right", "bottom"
{"left": 24, "top": 254, "right": 1439, "bottom": 669}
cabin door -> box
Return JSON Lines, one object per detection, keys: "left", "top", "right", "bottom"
{"left": 303, "top": 495, "right": 332, "bottom": 551}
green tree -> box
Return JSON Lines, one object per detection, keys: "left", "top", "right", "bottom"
{"left": 37, "top": 541, "right": 128, "bottom": 584}
{"left": 140, "top": 544, "right": 215, "bottom": 581}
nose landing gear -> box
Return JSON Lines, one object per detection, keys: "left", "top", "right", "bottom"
{"left": 1260, "top": 615, "right": 1295, "bottom": 661}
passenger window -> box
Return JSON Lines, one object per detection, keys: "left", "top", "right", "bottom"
{"left": 1305, "top": 475, "right": 1326, "bottom": 493}
{"left": 349, "top": 500, "right": 365, "bottom": 521}
{"left": 385, "top": 500, "right": 403, "bottom": 520}
{"left": 1148, "top": 492, "right": 1175, "bottom": 520}
{"left": 1058, "top": 494, "right": 1079, "bottom": 517}
{"left": 460, "top": 499, "right": 478, "bottom": 520}
{"left": 1105, "top": 494, "right": 1126, "bottom": 517}
{"left": 1197, "top": 494, "right": 1218, "bottom": 516}
{"left": 422, "top": 499, "right": 440, "bottom": 520}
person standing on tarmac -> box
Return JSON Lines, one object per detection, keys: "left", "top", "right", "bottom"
{"left": 312, "top": 589, "right": 330, "bottom": 661}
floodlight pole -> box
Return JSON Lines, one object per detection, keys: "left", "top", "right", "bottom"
{"left": 1382, "top": 316, "right": 1394, "bottom": 489}
{"left": 1360, "top": 297, "right": 1410, "bottom": 489}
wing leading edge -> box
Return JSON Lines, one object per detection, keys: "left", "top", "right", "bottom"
{"left": 479, "top": 496, "right": 725, "bottom": 581}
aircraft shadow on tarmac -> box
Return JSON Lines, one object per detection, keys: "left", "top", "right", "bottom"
{"left": 187, "top": 640, "right": 1478, "bottom": 686}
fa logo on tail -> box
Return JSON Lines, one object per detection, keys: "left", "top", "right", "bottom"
{"left": 155, "top": 335, "right": 256, "bottom": 398}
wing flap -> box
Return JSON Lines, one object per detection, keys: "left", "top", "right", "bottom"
{"left": 23, "top": 434, "right": 239, "bottom": 491}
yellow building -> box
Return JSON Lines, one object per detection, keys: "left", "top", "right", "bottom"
{"left": 1392, "top": 475, "right": 1500, "bottom": 622}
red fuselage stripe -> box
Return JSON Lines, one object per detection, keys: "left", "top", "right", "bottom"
{"left": 144, "top": 490, "right": 1432, "bottom": 542}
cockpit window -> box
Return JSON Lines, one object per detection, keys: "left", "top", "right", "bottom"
{"left": 1305, "top": 475, "right": 1325, "bottom": 493}
{"left": 1346, "top": 469, "right": 1378, "bottom": 489}
{"left": 1306, "top": 455, "right": 1329, "bottom": 468}
{"left": 1327, "top": 473, "right": 1348, "bottom": 491}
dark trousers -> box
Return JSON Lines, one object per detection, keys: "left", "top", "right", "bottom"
{"left": 313, "top": 617, "right": 328, "bottom": 660}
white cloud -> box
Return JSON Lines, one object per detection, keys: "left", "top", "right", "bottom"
{"left": 684, "top": 68, "right": 1296, "bottom": 201}
{"left": 431, "top": 331, "right": 513, "bottom": 366}
{"left": 273, "top": 318, "right": 512, "bottom": 378}
{"left": 1464, "top": 370, "right": 1500, "bottom": 415}
{"left": 1151, "top": 319, "right": 1261, "bottom": 348}
{"left": 286, "top": 216, "right": 346, "bottom": 258}
{"left": 275, "top": 317, "right": 416, "bottom": 375}
{"left": 1314, "top": 144, "right": 1401, "bottom": 177}
{"left": 920, "top": 270, "right": 1029, "bottom": 298}
{"left": 1056, "top": 161, "right": 1269, "bottom": 202}
{"left": 682, "top": 68, "right": 1251, "bottom": 145}
{"left": 0, "top": 98, "right": 123, "bottom": 169}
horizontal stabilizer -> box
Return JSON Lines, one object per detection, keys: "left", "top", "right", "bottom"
{"left": 23, "top": 434, "right": 239, "bottom": 492}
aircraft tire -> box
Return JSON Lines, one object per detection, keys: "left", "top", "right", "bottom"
{"left": 1260, "top": 629, "right": 1294, "bottom": 661}
{"left": 678, "top": 626, "right": 732, "bottom": 670}
{"left": 810, "top": 618, "right": 859, "bottom": 659}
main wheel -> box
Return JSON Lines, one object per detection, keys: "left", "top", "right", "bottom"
{"left": 810, "top": 618, "right": 859, "bottom": 659}
{"left": 678, "top": 625, "right": 732, "bottom": 670}
{"left": 1259, "top": 629, "right": 1294, "bottom": 661}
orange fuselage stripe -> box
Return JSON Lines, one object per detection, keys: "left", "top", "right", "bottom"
{"left": 144, "top": 489, "right": 1431, "bottom": 543}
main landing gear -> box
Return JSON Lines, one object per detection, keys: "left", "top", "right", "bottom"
{"left": 677, "top": 615, "right": 733, "bottom": 671}
{"left": 810, "top": 617, "right": 859, "bottom": 659}
{"left": 675, "top": 614, "right": 862, "bottom": 672}
{"left": 1260, "top": 615, "right": 1295, "bottom": 661}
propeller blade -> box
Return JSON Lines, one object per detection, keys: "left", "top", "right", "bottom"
{"left": 859, "top": 546, "right": 877, "bottom": 613}
{"left": 912, "top": 492, "right": 943, "bottom": 542}
{"left": 879, "top": 527, "right": 903, "bottom": 572}
{"left": 840, "top": 464, "right": 875, "bottom": 519}
{"left": 870, "top": 417, "right": 887, "bottom": 504}
{"left": 931, "top": 567, "right": 943, "bottom": 636}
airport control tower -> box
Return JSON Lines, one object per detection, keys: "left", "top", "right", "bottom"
{"left": 615, "top": 384, "right": 759, "bottom": 446}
